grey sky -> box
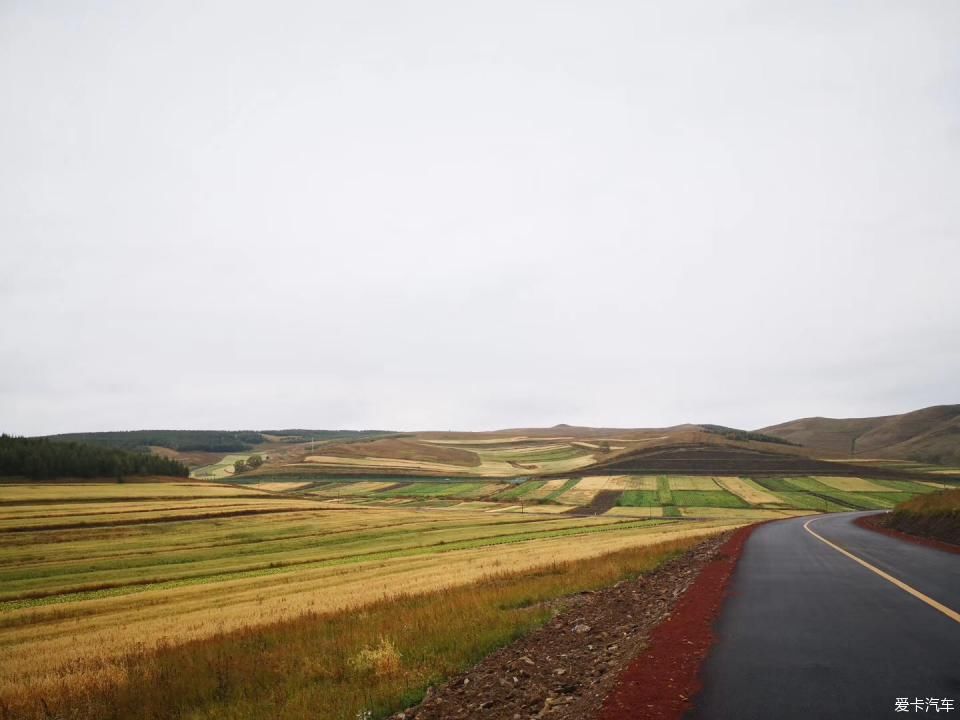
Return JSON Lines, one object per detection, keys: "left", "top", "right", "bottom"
{"left": 2, "top": 1, "right": 958, "bottom": 436}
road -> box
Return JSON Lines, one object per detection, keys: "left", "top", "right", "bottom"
{"left": 687, "top": 512, "right": 960, "bottom": 720}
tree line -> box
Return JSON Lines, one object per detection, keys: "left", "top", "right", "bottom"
{"left": 0, "top": 435, "right": 190, "bottom": 480}
{"left": 43, "top": 430, "right": 265, "bottom": 453}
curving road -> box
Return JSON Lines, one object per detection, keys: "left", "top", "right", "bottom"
{"left": 687, "top": 512, "right": 960, "bottom": 720}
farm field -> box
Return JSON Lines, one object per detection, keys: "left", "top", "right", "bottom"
{"left": 0, "top": 481, "right": 745, "bottom": 709}
{"left": 214, "top": 473, "right": 943, "bottom": 517}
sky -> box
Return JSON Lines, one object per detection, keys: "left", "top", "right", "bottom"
{"left": 2, "top": 1, "right": 959, "bottom": 436}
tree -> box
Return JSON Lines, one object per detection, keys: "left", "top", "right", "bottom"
{"left": 247, "top": 454, "right": 263, "bottom": 469}
{"left": 234, "top": 459, "right": 247, "bottom": 474}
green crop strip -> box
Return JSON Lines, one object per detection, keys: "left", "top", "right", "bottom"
{"left": 656, "top": 477, "right": 673, "bottom": 505}
{"left": 0, "top": 518, "right": 675, "bottom": 612}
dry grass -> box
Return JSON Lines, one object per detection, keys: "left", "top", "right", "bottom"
{"left": 892, "top": 488, "right": 960, "bottom": 514}
{"left": 714, "top": 477, "right": 782, "bottom": 505}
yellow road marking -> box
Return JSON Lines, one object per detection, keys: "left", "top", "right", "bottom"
{"left": 803, "top": 518, "right": 960, "bottom": 624}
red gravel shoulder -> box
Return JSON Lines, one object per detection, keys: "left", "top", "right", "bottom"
{"left": 394, "top": 532, "right": 741, "bottom": 720}
{"left": 854, "top": 514, "right": 960, "bottom": 556}
{"left": 598, "top": 523, "right": 761, "bottom": 720}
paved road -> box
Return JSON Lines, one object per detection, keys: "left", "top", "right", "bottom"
{"left": 687, "top": 512, "right": 960, "bottom": 720}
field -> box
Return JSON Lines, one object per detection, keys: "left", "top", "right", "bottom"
{"left": 0, "top": 470, "right": 944, "bottom": 718}
{"left": 0, "top": 481, "right": 746, "bottom": 714}
{"left": 191, "top": 455, "right": 251, "bottom": 479}
{"left": 235, "top": 474, "right": 948, "bottom": 517}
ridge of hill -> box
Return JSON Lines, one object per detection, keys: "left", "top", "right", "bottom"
{"left": 758, "top": 404, "right": 960, "bottom": 465}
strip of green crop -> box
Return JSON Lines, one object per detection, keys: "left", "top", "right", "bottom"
{"left": 0, "top": 518, "right": 675, "bottom": 612}
{"left": 784, "top": 477, "right": 837, "bottom": 493}
{"left": 656, "top": 477, "right": 673, "bottom": 505}
{"left": 870, "top": 479, "right": 939, "bottom": 494}
{"left": 495, "top": 481, "right": 545, "bottom": 500}
{"left": 671, "top": 490, "right": 749, "bottom": 508}
{"left": 619, "top": 490, "right": 659, "bottom": 507}
{"left": 752, "top": 477, "right": 798, "bottom": 492}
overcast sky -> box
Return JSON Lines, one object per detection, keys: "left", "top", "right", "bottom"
{"left": 2, "top": 1, "right": 958, "bottom": 436}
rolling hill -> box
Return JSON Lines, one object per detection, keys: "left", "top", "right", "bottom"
{"left": 758, "top": 404, "right": 960, "bottom": 465}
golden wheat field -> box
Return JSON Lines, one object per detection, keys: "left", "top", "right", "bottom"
{"left": 0, "top": 482, "right": 744, "bottom": 702}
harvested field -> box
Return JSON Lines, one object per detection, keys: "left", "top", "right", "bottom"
{"left": 311, "top": 481, "right": 421, "bottom": 496}
{"left": 1, "top": 527, "right": 744, "bottom": 720}
{"left": 251, "top": 481, "right": 314, "bottom": 492}
{"left": 0, "top": 484, "right": 746, "bottom": 703}
{"left": 554, "top": 480, "right": 601, "bottom": 506}
{"left": 714, "top": 477, "right": 782, "bottom": 505}
{"left": 497, "top": 504, "right": 581, "bottom": 515}
{"left": 525, "top": 478, "right": 573, "bottom": 500}
{"left": 0, "top": 482, "right": 263, "bottom": 502}
{"left": 606, "top": 505, "right": 665, "bottom": 518}
{"left": 815, "top": 476, "right": 888, "bottom": 492}
{"left": 573, "top": 475, "right": 655, "bottom": 491}
{"left": 667, "top": 477, "right": 720, "bottom": 491}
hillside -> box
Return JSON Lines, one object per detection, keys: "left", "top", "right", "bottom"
{"left": 758, "top": 405, "right": 960, "bottom": 465}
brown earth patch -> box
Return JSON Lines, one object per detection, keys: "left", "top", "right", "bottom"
{"left": 306, "top": 439, "right": 481, "bottom": 467}
{"left": 393, "top": 531, "right": 738, "bottom": 720}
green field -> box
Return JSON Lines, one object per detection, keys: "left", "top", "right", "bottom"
{"left": 619, "top": 490, "right": 660, "bottom": 507}
{"left": 670, "top": 489, "right": 750, "bottom": 508}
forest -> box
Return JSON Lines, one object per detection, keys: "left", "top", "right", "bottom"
{"left": 0, "top": 435, "right": 190, "bottom": 480}
{"left": 44, "top": 430, "right": 265, "bottom": 453}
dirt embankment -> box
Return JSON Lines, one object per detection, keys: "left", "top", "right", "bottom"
{"left": 859, "top": 513, "right": 960, "bottom": 553}
{"left": 395, "top": 529, "right": 750, "bottom": 720}
{"left": 860, "top": 488, "right": 960, "bottom": 550}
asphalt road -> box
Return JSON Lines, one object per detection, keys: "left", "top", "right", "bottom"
{"left": 687, "top": 512, "right": 960, "bottom": 720}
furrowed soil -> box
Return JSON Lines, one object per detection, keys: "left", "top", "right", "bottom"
{"left": 396, "top": 533, "right": 731, "bottom": 720}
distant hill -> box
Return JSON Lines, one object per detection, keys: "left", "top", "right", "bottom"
{"left": 758, "top": 405, "right": 960, "bottom": 465}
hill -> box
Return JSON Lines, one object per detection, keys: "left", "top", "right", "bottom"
{"left": 758, "top": 405, "right": 960, "bottom": 465}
